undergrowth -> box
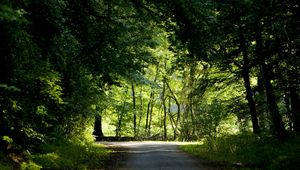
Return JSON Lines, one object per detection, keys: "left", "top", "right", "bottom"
{"left": 1, "top": 140, "right": 111, "bottom": 170}
{"left": 181, "top": 133, "right": 300, "bottom": 170}
{"left": 27, "top": 140, "right": 110, "bottom": 169}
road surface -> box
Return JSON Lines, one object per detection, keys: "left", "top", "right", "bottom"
{"left": 100, "top": 141, "right": 220, "bottom": 170}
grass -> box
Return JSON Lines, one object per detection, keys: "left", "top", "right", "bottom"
{"left": 181, "top": 133, "right": 300, "bottom": 170}
{"left": 26, "top": 140, "right": 111, "bottom": 170}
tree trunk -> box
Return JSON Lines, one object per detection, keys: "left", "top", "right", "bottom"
{"left": 167, "top": 97, "right": 176, "bottom": 138}
{"left": 145, "top": 92, "right": 154, "bottom": 135}
{"left": 145, "top": 65, "right": 159, "bottom": 136}
{"left": 164, "top": 78, "right": 180, "bottom": 139}
{"left": 238, "top": 20, "right": 260, "bottom": 134}
{"left": 188, "top": 63, "right": 197, "bottom": 139}
{"left": 162, "top": 78, "right": 167, "bottom": 140}
{"left": 132, "top": 84, "right": 137, "bottom": 136}
{"left": 261, "top": 62, "right": 287, "bottom": 139}
{"left": 116, "top": 111, "right": 124, "bottom": 137}
{"left": 137, "top": 85, "right": 143, "bottom": 136}
{"left": 243, "top": 72, "right": 257, "bottom": 126}
{"left": 255, "top": 27, "right": 287, "bottom": 139}
{"left": 148, "top": 96, "right": 154, "bottom": 136}
{"left": 116, "top": 89, "right": 128, "bottom": 137}
{"left": 93, "top": 114, "right": 104, "bottom": 140}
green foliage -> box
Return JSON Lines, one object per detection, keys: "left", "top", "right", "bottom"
{"left": 21, "top": 161, "right": 42, "bottom": 170}
{"left": 0, "top": 0, "right": 162, "bottom": 152}
{"left": 181, "top": 134, "right": 300, "bottom": 170}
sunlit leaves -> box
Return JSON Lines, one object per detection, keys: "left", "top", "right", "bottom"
{"left": 38, "top": 71, "right": 63, "bottom": 104}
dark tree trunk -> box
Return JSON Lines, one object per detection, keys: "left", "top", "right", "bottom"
{"left": 164, "top": 78, "right": 180, "bottom": 139}
{"left": 242, "top": 66, "right": 260, "bottom": 134}
{"left": 116, "top": 90, "right": 128, "bottom": 137}
{"left": 237, "top": 20, "right": 260, "bottom": 134}
{"left": 145, "top": 92, "right": 154, "bottom": 135}
{"left": 261, "top": 62, "right": 287, "bottom": 139}
{"left": 241, "top": 62, "right": 260, "bottom": 134}
{"left": 255, "top": 28, "right": 287, "bottom": 139}
{"left": 162, "top": 72, "right": 167, "bottom": 140}
{"left": 145, "top": 65, "right": 158, "bottom": 136}
{"left": 167, "top": 97, "right": 176, "bottom": 138}
{"left": 93, "top": 115, "right": 104, "bottom": 140}
{"left": 162, "top": 86, "right": 167, "bottom": 140}
{"left": 132, "top": 84, "right": 137, "bottom": 136}
{"left": 137, "top": 85, "right": 143, "bottom": 136}
{"left": 148, "top": 96, "right": 154, "bottom": 136}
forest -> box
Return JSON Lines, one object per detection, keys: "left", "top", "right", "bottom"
{"left": 0, "top": 0, "right": 299, "bottom": 169}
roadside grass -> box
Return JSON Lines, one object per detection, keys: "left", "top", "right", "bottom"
{"left": 181, "top": 133, "right": 300, "bottom": 170}
{"left": 20, "top": 140, "right": 111, "bottom": 170}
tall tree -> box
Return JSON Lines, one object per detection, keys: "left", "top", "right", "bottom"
{"left": 132, "top": 84, "right": 137, "bottom": 136}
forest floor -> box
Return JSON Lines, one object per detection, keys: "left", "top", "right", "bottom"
{"left": 100, "top": 141, "right": 230, "bottom": 170}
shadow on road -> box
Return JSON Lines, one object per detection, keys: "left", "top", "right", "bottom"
{"left": 101, "top": 141, "right": 230, "bottom": 170}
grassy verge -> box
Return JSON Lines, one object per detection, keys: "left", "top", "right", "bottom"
{"left": 181, "top": 134, "right": 300, "bottom": 170}
{"left": 29, "top": 141, "right": 111, "bottom": 169}
{"left": 1, "top": 140, "right": 111, "bottom": 170}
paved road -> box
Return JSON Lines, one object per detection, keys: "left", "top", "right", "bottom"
{"left": 100, "top": 141, "right": 219, "bottom": 170}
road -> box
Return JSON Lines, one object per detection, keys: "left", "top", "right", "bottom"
{"left": 100, "top": 141, "right": 220, "bottom": 170}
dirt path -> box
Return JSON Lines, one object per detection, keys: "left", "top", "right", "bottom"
{"left": 100, "top": 141, "right": 221, "bottom": 170}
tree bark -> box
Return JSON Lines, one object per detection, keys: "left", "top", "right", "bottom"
{"left": 132, "top": 84, "right": 137, "bottom": 136}
{"left": 162, "top": 77, "right": 167, "bottom": 140}
{"left": 237, "top": 19, "right": 260, "bottom": 134}
{"left": 255, "top": 27, "right": 287, "bottom": 139}
{"left": 242, "top": 59, "right": 260, "bottom": 134}
{"left": 93, "top": 114, "right": 104, "bottom": 140}
{"left": 116, "top": 88, "right": 128, "bottom": 137}
{"left": 167, "top": 97, "right": 176, "bottom": 138}
{"left": 145, "top": 65, "right": 159, "bottom": 136}
{"left": 164, "top": 77, "right": 180, "bottom": 139}
{"left": 148, "top": 95, "right": 154, "bottom": 136}
{"left": 137, "top": 85, "right": 143, "bottom": 136}
{"left": 145, "top": 92, "right": 154, "bottom": 135}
